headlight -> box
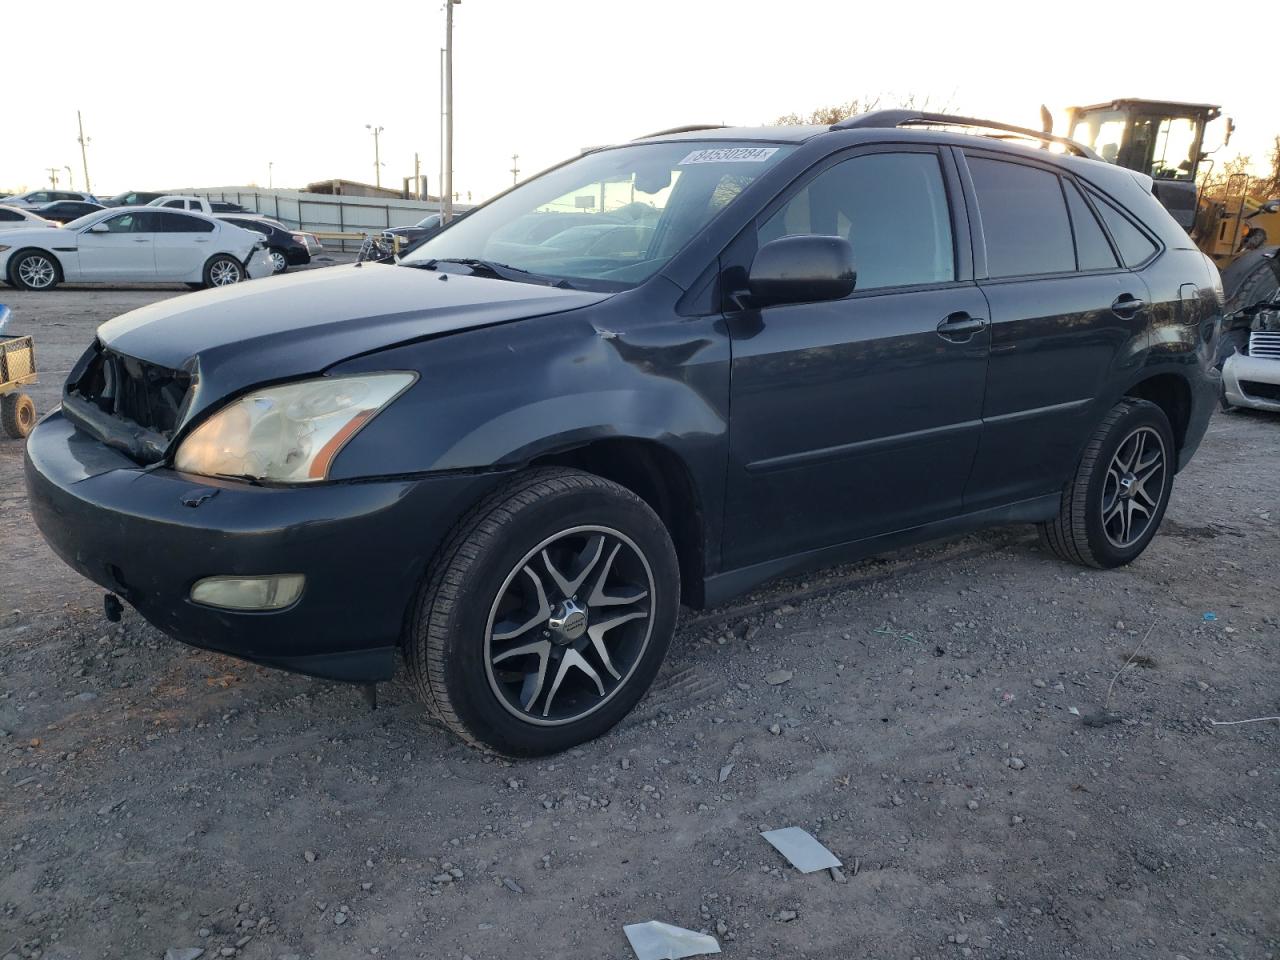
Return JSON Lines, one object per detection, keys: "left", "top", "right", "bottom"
{"left": 174, "top": 373, "right": 414, "bottom": 483}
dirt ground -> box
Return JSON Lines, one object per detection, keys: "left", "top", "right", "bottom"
{"left": 0, "top": 276, "right": 1277, "bottom": 960}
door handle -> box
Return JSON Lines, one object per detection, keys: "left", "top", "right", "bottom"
{"left": 1111, "top": 294, "right": 1146, "bottom": 318}
{"left": 194, "top": 238, "right": 209, "bottom": 243}
{"left": 133, "top": 237, "right": 150, "bottom": 243}
{"left": 936, "top": 312, "right": 988, "bottom": 342}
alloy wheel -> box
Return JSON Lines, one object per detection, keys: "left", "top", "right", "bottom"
{"left": 210, "top": 259, "right": 242, "bottom": 286}
{"left": 17, "top": 254, "right": 55, "bottom": 289}
{"left": 484, "top": 525, "right": 655, "bottom": 726}
{"left": 270, "top": 250, "right": 287, "bottom": 273}
{"left": 1101, "top": 425, "right": 1166, "bottom": 549}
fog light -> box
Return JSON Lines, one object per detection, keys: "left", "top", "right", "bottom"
{"left": 190, "top": 574, "right": 305, "bottom": 611}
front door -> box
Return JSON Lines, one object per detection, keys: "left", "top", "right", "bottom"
{"left": 76, "top": 212, "right": 158, "bottom": 280}
{"left": 722, "top": 147, "right": 991, "bottom": 571}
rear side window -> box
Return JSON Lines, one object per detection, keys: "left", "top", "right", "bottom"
{"left": 759, "top": 151, "right": 954, "bottom": 290}
{"left": 0, "top": 209, "right": 21, "bottom": 221}
{"left": 157, "top": 212, "right": 214, "bottom": 233}
{"left": 968, "top": 156, "right": 1075, "bottom": 278}
{"left": 1063, "top": 181, "right": 1119, "bottom": 271}
{"left": 1088, "top": 190, "right": 1158, "bottom": 266}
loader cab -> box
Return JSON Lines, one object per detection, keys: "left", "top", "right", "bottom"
{"left": 1066, "top": 99, "right": 1224, "bottom": 230}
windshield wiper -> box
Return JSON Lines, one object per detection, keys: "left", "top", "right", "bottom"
{"left": 412, "top": 257, "right": 575, "bottom": 289}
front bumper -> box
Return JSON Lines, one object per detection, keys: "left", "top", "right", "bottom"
{"left": 1223, "top": 354, "right": 1280, "bottom": 413}
{"left": 24, "top": 410, "right": 500, "bottom": 682}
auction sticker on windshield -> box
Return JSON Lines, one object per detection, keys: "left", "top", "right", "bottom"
{"left": 679, "top": 147, "right": 779, "bottom": 164}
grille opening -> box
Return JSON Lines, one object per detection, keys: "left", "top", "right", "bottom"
{"left": 68, "top": 343, "right": 192, "bottom": 438}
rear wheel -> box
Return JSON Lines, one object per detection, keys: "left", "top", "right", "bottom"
{"left": 268, "top": 247, "right": 289, "bottom": 274}
{"left": 1038, "top": 399, "right": 1175, "bottom": 568}
{"left": 8, "top": 250, "right": 60, "bottom": 291}
{"left": 1, "top": 393, "right": 36, "bottom": 439}
{"left": 202, "top": 255, "right": 244, "bottom": 288}
{"left": 406, "top": 468, "right": 680, "bottom": 756}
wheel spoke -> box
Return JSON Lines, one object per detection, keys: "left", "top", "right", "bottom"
{"left": 492, "top": 638, "right": 551, "bottom": 712}
{"left": 492, "top": 565, "right": 551, "bottom": 641}
{"left": 588, "top": 542, "right": 650, "bottom": 607}
{"left": 543, "top": 647, "right": 604, "bottom": 717}
{"left": 586, "top": 610, "right": 647, "bottom": 680}
{"left": 541, "top": 534, "right": 604, "bottom": 599}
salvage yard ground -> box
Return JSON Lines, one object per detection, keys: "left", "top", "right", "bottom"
{"left": 0, "top": 279, "right": 1277, "bottom": 960}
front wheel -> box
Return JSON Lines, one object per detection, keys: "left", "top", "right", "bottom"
{"left": 1038, "top": 399, "right": 1175, "bottom": 569}
{"left": 8, "top": 250, "right": 60, "bottom": 291}
{"left": 202, "top": 255, "right": 244, "bottom": 288}
{"left": 406, "top": 468, "right": 680, "bottom": 756}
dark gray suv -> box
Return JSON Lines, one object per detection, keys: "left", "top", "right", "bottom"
{"left": 25, "top": 111, "right": 1222, "bottom": 755}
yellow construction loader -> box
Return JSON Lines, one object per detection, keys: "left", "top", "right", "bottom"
{"left": 1059, "top": 98, "right": 1280, "bottom": 307}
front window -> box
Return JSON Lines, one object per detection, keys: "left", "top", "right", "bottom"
{"left": 1070, "top": 110, "right": 1127, "bottom": 164}
{"left": 1143, "top": 117, "right": 1198, "bottom": 180}
{"left": 401, "top": 140, "right": 795, "bottom": 290}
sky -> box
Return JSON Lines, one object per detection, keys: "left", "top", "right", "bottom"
{"left": 4, "top": 0, "right": 1276, "bottom": 202}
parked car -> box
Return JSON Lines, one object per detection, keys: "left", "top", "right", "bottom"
{"left": 382, "top": 213, "right": 445, "bottom": 253}
{"left": 216, "top": 214, "right": 313, "bottom": 273}
{"left": 0, "top": 205, "right": 58, "bottom": 229}
{"left": 148, "top": 195, "right": 214, "bottom": 215}
{"left": 31, "top": 200, "right": 105, "bottom": 224}
{"left": 23, "top": 112, "right": 1222, "bottom": 756}
{"left": 0, "top": 206, "right": 272, "bottom": 290}
{"left": 5, "top": 189, "right": 99, "bottom": 208}
{"left": 1221, "top": 286, "right": 1280, "bottom": 412}
{"left": 210, "top": 200, "right": 248, "bottom": 213}
{"left": 101, "top": 191, "right": 166, "bottom": 207}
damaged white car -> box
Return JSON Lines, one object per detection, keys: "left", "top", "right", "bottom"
{"left": 1222, "top": 274, "right": 1280, "bottom": 413}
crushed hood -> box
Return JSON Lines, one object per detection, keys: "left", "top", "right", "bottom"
{"left": 95, "top": 261, "right": 609, "bottom": 422}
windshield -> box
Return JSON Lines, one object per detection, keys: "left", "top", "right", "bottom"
{"left": 402, "top": 140, "right": 794, "bottom": 289}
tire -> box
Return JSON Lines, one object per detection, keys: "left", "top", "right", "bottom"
{"left": 1, "top": 393, "right": 36, "bottom": 439}
{"left": 1038, "top": 399, "right": 1176, "bottom": 569}
{"left": 7, "top": 249, "right": 61, "bottom": 291}
{"left": 267, "top": 247, "right": 289, "bottom": 274}
{"left": 184, "top": 282, "right": 204, "bottom": 290}
{"left": 202, "top": 255, "right": 244, "bottom": 289}
{"left": 406, "top": 467, "right": 680, "bottom": 756}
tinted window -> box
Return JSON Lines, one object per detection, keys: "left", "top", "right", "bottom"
{"left": 760, "top": 151, "right": 954, "bottom": 290}
{"left": 1088, "top": 190, "right": 1158, "bottom": 266}
{"left": 100, "top": 214, "right": 141, "bottom": 233}
{"left": 968, "top": 157, "right": 1074, "bottom": 278}
{"left": 158, "top": 212, "right": 214, "bottom": 233}
{"left": 0, "top": 209, "right": 21, "bottom": 221}
{"left": 1063, "top": 181, "right": 1119, "bottom": 271}
{"left": 162, "top": 199, "right": 185, "bottom": 208}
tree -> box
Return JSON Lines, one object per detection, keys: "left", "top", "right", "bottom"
{"left": 773, "top": 93, "right": 950, "bottom": 127}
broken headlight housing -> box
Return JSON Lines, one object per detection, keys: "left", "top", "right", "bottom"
{"left": 174, "top": 373, "right": 414, "bottom": 483}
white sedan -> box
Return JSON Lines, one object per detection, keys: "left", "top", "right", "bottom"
{"left": 0, "top": 207, "right": 274, "bottom": 291}
{"left": 0, "top": 204, "right": 58, "bottom": 229}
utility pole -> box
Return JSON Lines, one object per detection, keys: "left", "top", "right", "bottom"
{"left": 46, "top": 168, "right": 60, "bottom": 188}
{"left": 443, "top": 0, "right": 460, "bottom": 222}
{"left": 76, "top": 110, "right": 92, "bottom": 194}
{"left": 414, "top": 153, "right": 423, "bottom": 199}
{"left": 268, "top": 161, "right": 274, "bottom": 189}
{"left": 366, "top": 124, "right": 385, "bottom": 188}
{"left": 438, "top": 47, "right": 445, "bottom": 206}
{"left": 510, "top": 153, "right": 520, "bottom": 185}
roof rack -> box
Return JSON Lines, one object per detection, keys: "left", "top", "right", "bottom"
{"left": 634, "top": 124, "right": 726, "bottom": 140}
{"left": 831, "top": 110, "right": 1100, "bottom": 160}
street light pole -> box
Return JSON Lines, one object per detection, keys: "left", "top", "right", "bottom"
{"left": 268, "top": 161, "right": 274, "bottom": 189}
{"left": 366, "top": 124, "right": 385, "bottom": 188}
{"left": 439, "top": 47, "right": 445, "bottom": 208}
{"left": 76, "top": 110, "right": 92, "bottom": 194}
{"left": 510, "top": 153, "right": 519, "bottom": 185}
{"left": 443, "top": 0, "right": 460, "bottom": 222}
{"left": 65, "top": 166, "right": 75, "bottom": 190}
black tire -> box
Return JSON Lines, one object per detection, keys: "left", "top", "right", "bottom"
{"left": 267, "top": 247, "right": 289, "bottom": 274}
{"left": 184, "top": 282, "right": 204, "bottom": 290}
{"left": 406, "top": 467, "right": 680, "bottom": 756}
{"left": 201, "top": 254, "right": 244, "bottom": 289}
{"left": 1, "top": 393, "right": 36, "bottom": 439}
{"left": 1038, "top": 399, "right": 1176, "bottom": 569}
{"left": 7, "top": 249, "right": 61, "bottom": 291}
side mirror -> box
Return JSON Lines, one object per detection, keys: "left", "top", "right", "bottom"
{"left": 748, "top": 235, "right": 856, "bottom": 307}
{"left": 87, "top": 222, "right": 110, "bottom": 233}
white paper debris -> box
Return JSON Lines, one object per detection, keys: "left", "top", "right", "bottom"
{"left": 760, "top": 826, "right": 842, "bottom": 873}
{"left": 623, "top": 920, "right": 721, "bottom": 960}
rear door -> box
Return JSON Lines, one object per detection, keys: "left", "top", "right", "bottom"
{"left": 722, "top": 146, "right": 991, "bottom": 570}
{"left": 957, "top": 150, "right": 1152, "bottom": 511}
{"left": 75, "top": 212, "right": 158, "bottom": 280}
{"left": 152, "top": 211, "right": 217, "bottom": 278}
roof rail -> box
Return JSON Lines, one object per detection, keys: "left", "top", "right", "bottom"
{"left": 831, "top": 110, "right": 1100, "bottom": 160}
{"left": 634, "top": 124, "right": 726, "bottom": 140}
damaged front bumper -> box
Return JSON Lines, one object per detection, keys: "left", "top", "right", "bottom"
{"left": 1223, "top": 354, "right": 1280, "bottom": 413}
{"left": 24, "top": 410, "right": 500, "bottom": 682}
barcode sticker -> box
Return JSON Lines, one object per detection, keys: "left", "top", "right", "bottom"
{"left": 679, "top": 147, "right": 779, "bottom": 165}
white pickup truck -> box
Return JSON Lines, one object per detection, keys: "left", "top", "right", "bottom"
{"left": 147, "top": 195, "right": 214, "bottom": 214}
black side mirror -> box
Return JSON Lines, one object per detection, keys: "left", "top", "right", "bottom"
{"left": 748, "top": 235, "right": 856, "bottom": 307}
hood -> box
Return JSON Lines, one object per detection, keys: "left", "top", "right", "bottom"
{"left": 96, "top": 261, "right": 610, "bottom": 419}
{"left": 0, "top": 226, "right": 65, "bottom": 243}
